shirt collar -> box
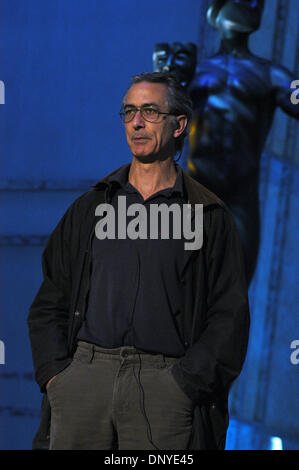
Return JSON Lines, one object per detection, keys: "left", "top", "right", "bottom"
{"left": 108, "top": 163, "right": 185, "bottom": 198}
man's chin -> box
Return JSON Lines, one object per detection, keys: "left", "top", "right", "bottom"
{"left": 133, "top": 153, "right": 158, "bottom": 164}
{"left": 131, "top": 150, "right": 170, "bottom": 164}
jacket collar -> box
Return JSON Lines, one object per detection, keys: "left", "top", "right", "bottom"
{"left": 91, "top": 164, "right": 223, "bottom": 208}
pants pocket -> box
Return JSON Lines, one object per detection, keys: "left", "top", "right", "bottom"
{"left": 46, "top": 361, "right": 73, "bottom": 398}
{"left": 164, "top": 364, "right": 194, "bottom": 409}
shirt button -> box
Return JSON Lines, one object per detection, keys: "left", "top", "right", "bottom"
{"left": 74, "top": 311, "right": 80, "bottom": 317}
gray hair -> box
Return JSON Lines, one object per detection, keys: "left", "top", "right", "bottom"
{"left": 122, "top": 72, "right": 193, "bottom": 154}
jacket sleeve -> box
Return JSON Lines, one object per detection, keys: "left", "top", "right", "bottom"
{"left": 27, "top": 204, "right": 75, "bottom": 393}
{"left": 171, "top": 205, "right": 250, "bottom": 404}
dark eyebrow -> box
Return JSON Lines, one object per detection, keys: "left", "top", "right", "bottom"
{"left": 123, "top": 102, "right": 160, "bottom": 109}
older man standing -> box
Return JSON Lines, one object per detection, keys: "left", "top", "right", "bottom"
{"left": 28, "top": 72, "right": 249, "bottom": 450}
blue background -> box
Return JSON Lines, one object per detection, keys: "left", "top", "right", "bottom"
{"left": 0, "top": 0, "right": 298, "bottom": 450}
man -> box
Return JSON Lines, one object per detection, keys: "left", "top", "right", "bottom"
{"left": 28, "top": 72, "right": 250, "bottom": 450}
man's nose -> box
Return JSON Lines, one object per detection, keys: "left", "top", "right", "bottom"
{"left": 132, "top": 110, "right": 145, "bottom": 128}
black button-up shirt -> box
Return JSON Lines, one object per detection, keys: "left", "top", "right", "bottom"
{"left": 77, "top": 163, "right": 192, "bottom": 357}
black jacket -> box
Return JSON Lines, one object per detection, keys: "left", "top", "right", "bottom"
{"left": 27, "top": 166, "right": 250, "bottom": 450}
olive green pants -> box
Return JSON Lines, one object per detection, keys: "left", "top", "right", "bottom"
{"left": 47, "top": 341, "right": 194, "bottom": 450}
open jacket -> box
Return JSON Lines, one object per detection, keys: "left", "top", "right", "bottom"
{"left": 27, "top": 165, "right": 250, "bottom": 450}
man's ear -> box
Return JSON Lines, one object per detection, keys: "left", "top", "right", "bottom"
{"left": 173, "top": 115, "right": 188, "bottom": 138}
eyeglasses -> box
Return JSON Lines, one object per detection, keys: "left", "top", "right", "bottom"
{"left": 119, "top": 105, "right": 176, "bottom": 123}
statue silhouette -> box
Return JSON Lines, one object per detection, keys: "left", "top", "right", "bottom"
{"left": 154, "top": 0, "right": 299, "bottom": 285}
{"left": 153, "top": 42, "right": 197, "bottom": 88}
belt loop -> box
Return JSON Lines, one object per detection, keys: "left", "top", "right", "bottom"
{"left": 89, "top": 344, "right": 95, "bottom": 363}
{"left": 162, "top": 354, "right": 166, "bottom": 368}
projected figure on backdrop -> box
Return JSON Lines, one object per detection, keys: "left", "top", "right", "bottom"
{"left": 154, "top": 0, "right": 299, "bottom": 286}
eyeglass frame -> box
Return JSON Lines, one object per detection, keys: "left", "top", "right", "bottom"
{"left": 119, "top": 105, "right": 178, "bottom": 123}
